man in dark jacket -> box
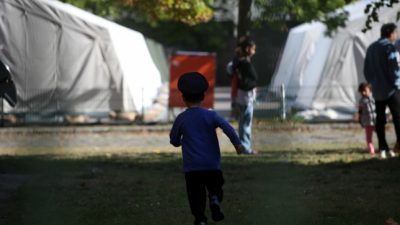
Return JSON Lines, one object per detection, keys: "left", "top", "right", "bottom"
{"left": 364, "top": 22, "right": 400, "bottom": 159}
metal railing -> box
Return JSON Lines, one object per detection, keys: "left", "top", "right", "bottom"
{"left": 0, "top": 84, "right": 360, "bottom": 126}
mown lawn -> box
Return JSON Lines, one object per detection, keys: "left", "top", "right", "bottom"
{"left": 1, "top": 145, "right": 400, "bottom": 225}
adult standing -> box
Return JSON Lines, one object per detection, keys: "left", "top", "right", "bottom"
{"left": 364, "top": 23, "right": 400, "bottom": 159}
{"left": 233, "top": 39, "right": 258, "bottom": 154}
{"left": 226, "top": 35, "right": 250, "bottom": 121}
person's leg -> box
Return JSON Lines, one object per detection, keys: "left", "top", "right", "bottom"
{"left": 365, "top": 126, "right": 375, "bottom": 154}
{"left": 230, "top": 76, "right": 239, "bottom": 120}
{"left": 238, "top": 102, "right": 254, "bottom": 154}
{"left": 388, "top": 90, "right": 400, "bottom": 150}
{"left": 185, "top": 172, "right": 207, "bottom": 225}
{"left": 230, "top": 99, "right": 239, "bottom": 120}
{"left": 375, "top": 100, "right": 389, "bottom": 153}
{"left": 205, "top": 170, "right": 225, "bottom": 222}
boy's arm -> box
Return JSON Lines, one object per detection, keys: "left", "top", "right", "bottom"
{"left": 214, "top": 112, "right": 242, "bottom": 151}
{"left": 169, "top": 118, "right": 182, "bottom": 147}
{"left": 234, "top": 144, "right": 244, "bottom": 154}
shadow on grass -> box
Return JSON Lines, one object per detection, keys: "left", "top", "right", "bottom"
{"left": 0, "top": 150, "right": 400, "bottom": 225}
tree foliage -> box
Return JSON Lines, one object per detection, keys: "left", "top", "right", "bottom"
{"left": 253, "top": 0, "right": 400, "bottom": 35}
{"left": 362, "top": 0, "right": 400, "bottom": 33}
{"left": 253, "top": 0, "right": 356, "bottom": 31}
{"left": 61, "top": 0, "right": 214, "bottom": 25}
{"left": 60, "top": 0, "right": 400, "bottom": 46}
{"left": 61, "top": 0, "right": 400, "bottom": 35}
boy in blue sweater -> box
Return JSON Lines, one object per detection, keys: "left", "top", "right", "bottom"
{"left": 170, "top": 72, "right": 243, "bottom": 225}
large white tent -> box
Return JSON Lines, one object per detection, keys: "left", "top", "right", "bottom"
{"left": 270, "top": 0, "right": 400, "bottom": 120}
{"left": 0, "top": 0, "right": 166, "bottom": 122}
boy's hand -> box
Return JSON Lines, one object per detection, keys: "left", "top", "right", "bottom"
{"left": 235, "top": 144, "right": 244, "bottom": 155}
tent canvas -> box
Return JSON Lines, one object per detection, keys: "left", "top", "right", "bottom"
{"left": 270, "top": 0, "right": 400, "bottom": 120}
{"left": 0, "top": 0, "right": 165, "bottom": 121}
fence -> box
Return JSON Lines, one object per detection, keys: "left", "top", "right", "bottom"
{"left": 0, "top": 84, "right": 360, "bottom": 126}
{"left": 255, "top": 84, "right": 360, "bottom": 121}
{"left": 0, "top": 85, "right": 298, "bottom": 126}
{"left": 253, "top": 85, "right": 286, "bottom": 119}
{"left": 0, "top": 87, "right": 144, "bottom": 126}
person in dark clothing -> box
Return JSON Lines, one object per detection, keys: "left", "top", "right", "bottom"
{"left": 169, "top": 72, "right": 243, "bottom": 225}
{"left": 232, "top": 39, "right": 258, "bottom": 154}
{"left": 364, "top": 22, "right": 400, "bottom": 159}
{"left": 226, "top": 35, "right": 251, "bottom": 121}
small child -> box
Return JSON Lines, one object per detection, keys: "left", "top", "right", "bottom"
{"left": 170, "top": 72, "right": 243, "bottom": 225}
{"left": 358, "top": 82, "right": 376, "bottom": 155}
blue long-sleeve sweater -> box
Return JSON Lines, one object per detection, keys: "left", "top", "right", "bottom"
{"left": 364, "top": 38, "right": 400, "bottom": 101}
{"left": 170, "top": 107, "right": 241, "bottom": 172}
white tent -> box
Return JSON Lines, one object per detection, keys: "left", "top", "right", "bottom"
{"left": 0, "top": 0, "right": 165, "bottom": 122}
{"left": 270, "top": 0, "right": 400, "bottom": 120}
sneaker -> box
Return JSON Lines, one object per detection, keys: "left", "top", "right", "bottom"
{"left": 380, "top": 151, "right": 387, "bottom": 159}
{"left": 210, "top": 204, "right": 224, "bottom": 222}
{"left": 251, "top": 149, "right": 259, "bottom": 155}
{"left": 368, "top": 143, "right": 375, "bottom": 155}
{"left": 389, "top": 150, "right": 396, "bottom": 157}
{"left": 243, "top": 149, "right": 258, "bottom": 155}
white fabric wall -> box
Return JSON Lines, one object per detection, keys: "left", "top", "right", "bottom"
{"left": 46, "top": 0, "right": 162, "bottom": 112}
{"left": 293, "top": 31, "right": 332, "bottom": 109}
{"left": 0, "top": 0, "right": 162, "bottom": 115}
{"left": 270, "top": 0, "right": 400, "bottom": 119}
{"left": 271, "top": 22, "right": 326, "bottom": 98}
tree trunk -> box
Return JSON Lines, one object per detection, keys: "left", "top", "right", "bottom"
{"left": 237, "top": 0, "right": 252, "bottom": 39}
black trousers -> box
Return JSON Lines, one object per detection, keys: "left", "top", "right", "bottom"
{"left": 184, "top": 170, "right": 224, "bottom": 224}
{"left": 375, "top": 90, "right": 400, "bottom": 151}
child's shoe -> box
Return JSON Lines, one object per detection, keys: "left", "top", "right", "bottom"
{"left": 210, "top": 203, "right": 224, "bottom": 222}
{"left": 209, "top": 195, "right": 224, "bottom": 222}
{"left": 210, "top": 204, "right": 224, "bottom": 222}
{"left": 194, "top": 220, "right": 208, "bottom": 225}
{"left": 389, "top": 150, "right": 396, "bottom": 157}
{"left": 368, "top": 143, "right": 375, "bottom": 155}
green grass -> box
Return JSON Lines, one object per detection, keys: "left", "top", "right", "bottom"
{"left": 1, "top": 146, "right": 400, "bottom": 225}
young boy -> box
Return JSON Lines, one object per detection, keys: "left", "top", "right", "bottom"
{"left": 170, "top": 72, "right": 243, "bottom": 225}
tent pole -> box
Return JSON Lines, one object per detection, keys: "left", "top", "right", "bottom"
{"left": 281, "top": 83, "right": 286, "bottom": 121}
{"left": 141, "top": 87, "right": 144, "bottom": 123}
{"left": 0, "top": 97, "right": 3, "bottom": 127}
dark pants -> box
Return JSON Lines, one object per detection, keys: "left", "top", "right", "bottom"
{"left": 184, "top": 170, "right": 224, "bottom": 224}
{"left": 375, "top": 90, "right": 400, "bottom": 151}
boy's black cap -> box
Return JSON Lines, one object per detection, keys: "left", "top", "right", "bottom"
{"left": 178, "top": 72, "right": 209, "bottom": 94}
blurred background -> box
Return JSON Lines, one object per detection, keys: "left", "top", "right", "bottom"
{"left": 0, "top": 0, "right": 395, "bottom": 125}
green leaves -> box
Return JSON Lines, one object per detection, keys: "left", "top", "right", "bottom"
{"left": 62, "top": 0, "right": 214, "bottom": 26}
{"left": 362, "top": 0, "right": 400, "bottom": 33}
{"left": 61, "top": 0, "right": 400, "bottom": 37}
{"left": 254, "top": 0, "right": 353, "bottom": 31}
{"left": 321, "top": 10, "right": 349, "bottom": 36}
{"left": 254, "top": 0, "right": 400, "bottom": 35}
